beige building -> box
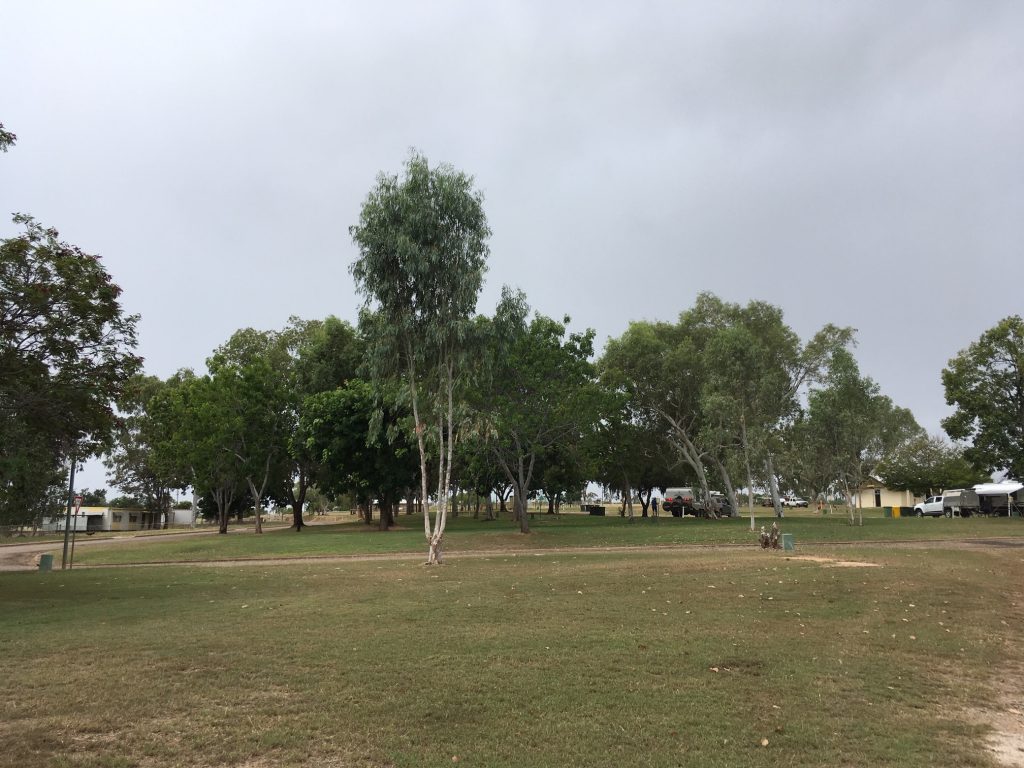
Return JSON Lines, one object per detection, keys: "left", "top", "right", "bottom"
{"left": 852, "top": 478, "right": 923, "bottom": 509}
{"left": 43, "top": 506, "right": 166, "bottom": 532}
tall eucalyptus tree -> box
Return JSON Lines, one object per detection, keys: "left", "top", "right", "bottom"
{"left": 350, "top": 152, "right": 490, "bottom": 563}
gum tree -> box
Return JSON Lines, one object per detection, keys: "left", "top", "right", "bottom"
{"left": 942, "top": 316, "right": 1024, "bottom": 479}
{"left": 474, "top": 288, "right": 601, "bottom": 533}
{"left": 802, "top": 349, "right": 921, "bottom": 525}
{"left": 350, "top": 152, "right": 490, "bottom": 563}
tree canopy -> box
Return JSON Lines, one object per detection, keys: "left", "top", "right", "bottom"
{"left": 942, "top": 316, "right": 1024, "bottom": 478}
{"left": 349, "top": 151, "right": 490, "bottom": 562}
{"left": 1, "top": 215, "right": 140, "bottom": 526}
{"left": 474, "top": 288, "right": 602, "bottom": 532}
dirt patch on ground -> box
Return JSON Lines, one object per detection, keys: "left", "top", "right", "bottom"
{"left": 965, "top": 666, "right": 1024, "bottom": 767}
{"left": 786, "top": 555, "right": 881, "bottom": 567}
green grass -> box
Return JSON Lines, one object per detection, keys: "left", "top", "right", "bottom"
{"left": 1, "top": 544, "right": 1020, "bottom": 767}
{"left": 59, "top": 511, "right": 1024, "bottom": 566}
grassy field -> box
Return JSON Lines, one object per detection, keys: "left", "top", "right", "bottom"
{"left": 1, "top": 538, "right": 1022, "bottom": 767}
{"left": 57, "top": 511, "right": 1024, "bottom": 566}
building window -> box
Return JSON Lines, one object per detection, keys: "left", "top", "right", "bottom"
{"left": 874, "top": 489, "right": 882, "bottom": 507}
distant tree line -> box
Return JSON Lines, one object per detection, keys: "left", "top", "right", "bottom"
{"left": 3, "top": 136, "right": 1017, "bottom": 541}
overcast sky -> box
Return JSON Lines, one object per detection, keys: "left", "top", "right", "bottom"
{"left": 2, "top": 1, "right": 1022, "bottom": 492}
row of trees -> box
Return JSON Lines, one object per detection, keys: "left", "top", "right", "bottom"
{"left": 4, "top": 139, "right": 1018, "bottom": 550}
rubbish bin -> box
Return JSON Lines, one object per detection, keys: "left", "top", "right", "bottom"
{"left": 38, "top": 554, "right": 53, "bottom": 571}
{"left": 892, "top": 506, "right": 901, "bottom": 518}
{"left": 781, "top": 533, "right": 795, "bottom": 551}
{"left": 882, "top": 506, "right": 893, "bottom": 518}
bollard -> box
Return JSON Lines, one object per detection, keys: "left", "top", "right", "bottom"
{"left": 38, "top": 553, "right": 53, "bottom": 571}
{"left": 781, "top": 533, "right": 795, "bottom": 551}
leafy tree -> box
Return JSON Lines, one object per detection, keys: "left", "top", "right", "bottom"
{"left": 148, "top": 372, "right": 244, "bottom": 533}
{"left": 942, "top": 316, "right": 1024, "bottom": 478}
{"left": 105, "top": 375, "right": 181, "bottom": 522}
{"left": 350, "top": 151, "right": 490, "bottom": 563}
{"left": 109, "top": 494, "right": 145, "bottom": 508}
{"left": 601, "top": 294, "right": 850, "bottom": 522}
{"left": 454, "top": 432, "right": 509, "bottom": 520}
{"left": 698, "top": 298, "right": 851, "bottom": 519}
{"left": 802, "top": 349, "right": 922, "bottom": 524}
{"left": 285, "top": 316, "right": 362, "bottom": 530}
{"left": 588, "top": 388, "right": 674, "bottom": 518}
{"left": 79, "top": 488, "right": 107, "bottom": 506}
{"left": 207, "top": 329, "right": 296, "bottom": 534}
{"left": 1, "top": 215, "right": 140, "bottom": 524}
{"left": 474, "top": 289, "right": 602, "bottom": 533}
{"left": 299, "top": 380, "right": 417, "bottom": 530}
{"left": 876, "top": 434, "right": 989, "bottom": 498}
{"left": 0, "top": 122, "right": 15, "bottom": 152}
{"left": 536, "top": 441, "right": 590, "bottom": 515}
{"left": 0, "top": 427, "right": 65, "bottom": 529}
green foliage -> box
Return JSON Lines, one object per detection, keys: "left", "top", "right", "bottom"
{"left": 147, "top": 371, "right": 244, "bottom": 532}
{"left": 105, "top": 375, "right": 180, "bottom": 515}
{"left": 942, "top": 316, "right": 1024, "bottom": 478}
{"left": 877, "top": 434, "right": 989, "bottom": 497}
{"left": 350, "top": 151, "right": 490, "bottom": 357}
{"left": 299, "top": 380, "right": 417, "bottom": 526}
{"left": 600, "top": 293, "right": 852, "bottom": 516}
{"left": 474, "top": 288, "right": 602, "bottom": 531}
{"left": 285, "top": 316, "right": 363, "bottom": 528}
{"left": 350, "top": 151, "right": 491, "bottom": 557}
{"left": 801, "top": 348, "right": 922, "bottom": 522}
{"left": 1, "top": 215, "right": 140, "bottom": 523}
{"left": 0, "top": 121, "right": 15, "bottom": 152}
{"left": 108, "top": 494, "right": 145, "bottom": 508}
{"left": 79, "top": 487, "right": 107, "bottom": 506}
{"left": 207, "top": 328, "right": 294, "bottom": 529}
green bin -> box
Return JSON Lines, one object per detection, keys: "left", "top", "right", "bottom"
{"left": 38, "top": 553, "right": 53, "bottom": 571}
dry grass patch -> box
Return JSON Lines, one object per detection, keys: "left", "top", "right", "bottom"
{"left": 1, "top": 546, "right": 1021, "bottom": 767}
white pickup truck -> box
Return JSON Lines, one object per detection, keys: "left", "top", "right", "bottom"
{"left": 913, "top": 496, "right": 946, "bottom": 517}
{"left": 913, "top": 490, "right": 979, "bottom": 518}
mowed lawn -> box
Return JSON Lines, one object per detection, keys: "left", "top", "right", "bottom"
{"left": 2, "top": 541, "right": 1022, "bottom": 767}
{"left": 59, "top": 511, "right": 1024, "bottom": 566}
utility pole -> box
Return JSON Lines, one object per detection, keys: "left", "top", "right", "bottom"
{"left": 60, "top": 457, "right": 76, "bottom": 569}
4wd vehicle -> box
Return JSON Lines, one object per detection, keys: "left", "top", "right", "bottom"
{"left": 662, "top": 487, "right": 695, "bottom": 517}
{"left": 913, "top": 495, "right": 946, "bottom": 517}
{"left": 661, "top": 488, "right": 732, "bottom": 518}
{"left": 781, "top": 496, "right": 809, "bottom": 508}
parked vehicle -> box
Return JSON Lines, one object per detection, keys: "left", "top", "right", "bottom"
{"left": 913, "top": 495, "right": 946, "bottom": 517}
{"left": 661, "top": 488, "right": 732, "bottom": 517}
{"left": 939, "top": 489, "right": 979, "bottom": 517}
{"left": 913, "top": 490, "right": 980, "bottom": 518}
{"left": 662, "top": 487, "right": 695, "bottom": 517}
{"left": 781, "top": 496, "right": 808, "bottom": 508}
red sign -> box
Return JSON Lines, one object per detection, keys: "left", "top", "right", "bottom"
{"left": 73, "top": 495, "right": 83, "bottom": 514}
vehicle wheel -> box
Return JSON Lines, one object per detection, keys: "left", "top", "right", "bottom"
{"left": 944, "top": 508, "right": 952, "bottom": 518}
{"left": 916, "top": 509, "right": 923, "bottom": 517}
